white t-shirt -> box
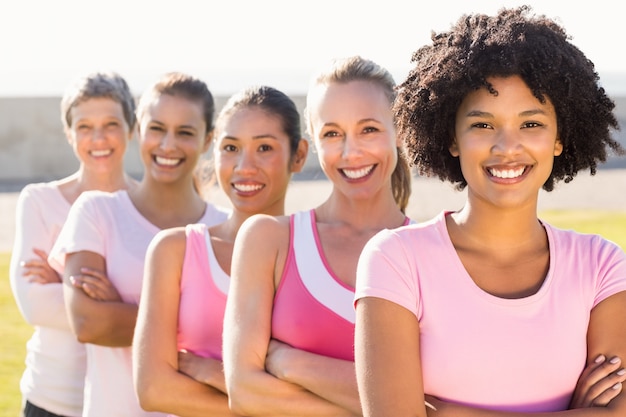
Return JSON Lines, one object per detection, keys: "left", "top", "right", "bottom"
{"left": 49, "top": 190, "right": 229, "bottom": 417}
{"left": 10, "top": 181, "right": 85, "bottom": 417}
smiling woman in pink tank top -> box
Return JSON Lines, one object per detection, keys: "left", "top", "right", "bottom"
{"left": 222, "top": 55, "right": 412, "bottom": 416}
{"left": 133, "top": 85, "right": 308, "bottom": 417}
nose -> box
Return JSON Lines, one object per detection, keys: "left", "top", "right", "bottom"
{"left": 342, "top": 133, "right": 363, "bottom": 160}
{"left": 92, "top": 126, "right": 105, "bottom": 141}
{"left": 234, "top": 149, "right": 258, "bottom": 174}
{"left": 159, "top": 131, "right": 177, "bottom": 151}
{"left": 491, "top": 128, "right": 522, "bottom": 156}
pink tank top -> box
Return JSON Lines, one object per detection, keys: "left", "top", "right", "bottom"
{"left": 177, "top": 223, "right": 230, "bottom": 360}
{"left": 271, "top": 210, "right": 358, "bottom": 361}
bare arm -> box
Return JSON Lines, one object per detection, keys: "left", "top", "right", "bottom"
{"left": 266, "top": 339, "right": 361, "bottom": 414}
{"left": 355, "top": 296, "right": 427, "bottom": 417}
{"left": 223, "top": 215, "right": 357, "bottom": 417}
{"left": 133, "top": 228, "right": 238, "bottom": 416}
{"left": 63, "top": 250, "right": 137, "bottom": 346}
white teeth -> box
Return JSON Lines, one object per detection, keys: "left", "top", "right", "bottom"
{"left": 342, "top": 165, "right": 374, "bottom": 179}
{"left": 489, "top": 167, "right": 525, "bottom": 179}
{"left": 90, "top": 149, "right": 112, "bottom": 157}
{"left": 233, "top": 183, "right": 263, "bottom": 192}
{"left": 155, "top": 156, "right": 181, "bottom": 166}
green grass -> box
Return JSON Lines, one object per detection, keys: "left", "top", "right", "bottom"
{"left": 539, "top": 210, "right": 626, "bottom": 249}
{"left": 0, "top": 210, "right": 624, "bottom": 415}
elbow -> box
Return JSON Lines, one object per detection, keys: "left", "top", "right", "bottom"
{"left": 133, "top": 370, "right": 171, "bottom": 411}
{"left": 136, "top": 383, "right": 163, "bottom": 412}
{"left": 72, "top": 319, "right": 98, "bottom": 344}
{"left": 226, "top": 378, "right": 258, "bottom": 416}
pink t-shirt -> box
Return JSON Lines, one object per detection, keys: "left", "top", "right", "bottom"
{"left": 177, "top": 223, "right": 229, "bottom": 360}
{"left": 49, "top": 190, "right": 229, "bottom": 417}
{"left": 355, "top": 211, "right": 626, "bottom": 412}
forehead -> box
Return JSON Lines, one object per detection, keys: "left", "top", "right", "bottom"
{"left": 309, "top": 80, "right": 392, "bottom": 124}
{"left": 217, "top": 106, "right": 285, "bottom": 137}
{"left": 70, "top": 97, "right": 124, "bottom": 117}
{"left": 141, "top": 94, "right": 204, "bottom": 123}
{"left": 459, "top": 76, "right": 555, "bottom": 114}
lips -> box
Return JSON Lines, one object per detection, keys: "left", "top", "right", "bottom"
{"left": 90, "top": 149, "right": 112, "bottom": 157}
{"left": 487, "top": 166, "right": 528, "bottom": 179}
{"left": 341, "top": 164, "right": 375, "bottom": 179}
{"left": 232, "top": 182, "right": 264, "bottom": 193}
{"left": 154, "top": 155, "right": 182, "bottom": 167}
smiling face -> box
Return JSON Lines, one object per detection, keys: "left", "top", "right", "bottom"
{"left": 65, "top": 97, "right": 131, "bottom": 174}
{"left": 307, "top": 80, "right": 398, "bottom": 202}
{"left": 137, "top": 93, "right": 211, "bottom": 185}
{"left": 451, "top": 75, "right": 563, "bottom": 210}
{"left": 213, "top": 106, "right": 306, "bottom": 216}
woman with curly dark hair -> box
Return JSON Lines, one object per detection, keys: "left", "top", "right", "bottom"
{"left": 354, "top": 6, "right": 626, "bottom": 416}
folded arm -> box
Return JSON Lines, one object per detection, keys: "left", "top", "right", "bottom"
{"left": 63, "top": 250, "right": 137, "bottom": 346}
{"left": 133, "top": 228, "right": 239, "bottom": 416}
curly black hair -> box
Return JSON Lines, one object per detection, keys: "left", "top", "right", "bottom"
{"left": 394, "top": 5, "right": 624, "bottom": 191}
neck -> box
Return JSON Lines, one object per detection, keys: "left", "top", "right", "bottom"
{"left": 317, "top": 188, "right": 405, "bottom": 230}
{"left": 450, "top": 200, "right": 543, "bottom": 248}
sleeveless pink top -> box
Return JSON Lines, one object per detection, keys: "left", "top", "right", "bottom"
{"left": 177, "top": 223, "right": 230, "bottom": 360}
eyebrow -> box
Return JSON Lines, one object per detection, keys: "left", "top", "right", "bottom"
{"left": 322, "top": 118, "right": 382, "bottom": 127}
{"left": 464, "top": 108, "right": 548, "bottom": 118}
{"left": 222, "top": 134, "right": 279, "bottom": 141}
{"left": 150, "top": 120, "right": 198, "bottom": 130}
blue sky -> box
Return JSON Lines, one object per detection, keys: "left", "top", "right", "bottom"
{"left": 1, "top": 0, "right": 624, "bottom": 96}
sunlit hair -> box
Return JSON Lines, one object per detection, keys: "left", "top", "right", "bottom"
{"left": 304, "top": 55, "right": 412, "bottom": 212}
{"left": 61, "top": 71, "right": 136, "bottom": 130}
{"left": 216, "top": 85, "right": 302, "bottom": 158}
{"left": 395, "top": 5, "right": 624, "bottom": 191}
{"left": 136, "top": 72, "right": 215, "bottom": 134}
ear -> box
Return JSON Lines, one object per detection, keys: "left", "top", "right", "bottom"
{"left": 449, "top": 138, "right": 460, "bottom": 157}
{"left": 395, "top": 131, "right": 402, "bottom": 148}
{"left": 553, "top": 138, "right": 563, "bottom": 156}
{"left": 202, "top": 130, "right": 214, "bottom": 153}
{"left": 290, "top": 138, "right": 309, "bottom": 173}
{"left": 64, "top": 127, "right": 74, "bottom": 146}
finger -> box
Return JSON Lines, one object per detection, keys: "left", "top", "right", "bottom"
{"left": 20, "top": 260, "right": 47, "bottom": 272}
{"left": 81, "top": 283, "right": 101, "bottom": 300}
{"left": 581, "top": 356, "right": 621, "bottom": 392}
{"left": 69, "top": 275, "right": 86, "bottom": 289}
{"left": 581, "top": 363, "right": 625, "bottom": 407}
{"left": 31, "top": 248, "right": 49, "bottom": 260}
{"left": 591, "top": 381, "right": 623, "bottom": 407}
{"left": 22, "top": 266, "right": 46, "bottom": 277}
{"left": 27, "top": 276, "right": 49, "bottom": 284}
{"left": 80, "top": 267, "right": 108, "bottom": 280}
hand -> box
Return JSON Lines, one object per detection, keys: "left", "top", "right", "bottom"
{"left": 569, "top": 354, "right": 626, "bottom": 408}
{"left": 265, "top": 339, "right": 293, "bottom": 380}
{"left": 178, "top": 349, "right": 227, "bottom": 393}
{"left": 21, "top": 248, "right": 61, "bottom": 284}
{"left": 178, "top": 349, "right": 206, "bottom": 383}
{"left": 69, "top": 267, "right": 122, "bottom": 302}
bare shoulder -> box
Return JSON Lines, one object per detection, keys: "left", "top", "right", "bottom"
{"left": 238, "top": 214, "right": 290, "bottom": 240}
{"left": 235, "top": 214, "right": 291, "bottom": 258}
{"left": 148, "top": 226, "right": 188, "bottom": 258}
